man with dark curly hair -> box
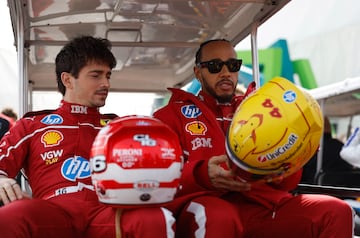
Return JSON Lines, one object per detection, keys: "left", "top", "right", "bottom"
{"left": 0, "top": 36, "right": 175, "bottom": 238}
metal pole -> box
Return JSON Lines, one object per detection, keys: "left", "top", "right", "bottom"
{"left": 316, "top": 99, "right": 325, "bottom": 184}
{"left": 250, "top": 21, "right": 260, "bottom": 89}
{"left": 15, "top": 2, "right": 28, "bottom": 117}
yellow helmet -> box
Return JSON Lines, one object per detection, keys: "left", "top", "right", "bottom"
{"left": 226, "top": 77, "right": 323, "bottom": 182}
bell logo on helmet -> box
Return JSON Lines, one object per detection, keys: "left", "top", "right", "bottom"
{"left": 134, "top": 180, "right": 160, "bottom": 191}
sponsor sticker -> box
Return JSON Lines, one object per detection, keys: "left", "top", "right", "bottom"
{"left": 41, "top": 114, "right": 63, "bottom": 125}
{"left": 134, "top": 134, "right": 156, "bottom": 146}
{"left": 181, "top": 105, "right": 202, "bottom": 118}
{"left": 61, "top": 156, "right": 90, "bottom": 181}
{"left": 161, "top": 148, "right": 176, "bottom": 159}
{"left": 71, "top": 105, "right": 88, "bottom": 114}
{"left": 191, "top": 137, "right": 212, "bottom": 150}
{"left": 185, "top": 121, "right": 207, "bottom": 135}
{"left": 134, "top": 180, "right": 160, "bottom": 191}
{"left": 100, "top": 119, "right": 111, "bottom": 126}
{"left": 40, "top": 149, "right": 64, "bottom": 165}
{"left": 283, "top": 90, "right": 296, "bottom": 103}
{"left": 257, "top": 134, "right": 298, "bottom": 162}
{"left": 41, "top": 130, "right": 64, "bottom": 147}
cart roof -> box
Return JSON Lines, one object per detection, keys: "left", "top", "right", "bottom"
{"left": 8, "top": 0, "right": 289, "bottom": 93}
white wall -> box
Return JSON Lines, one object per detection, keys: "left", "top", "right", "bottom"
{"left": 0, "top": 48, "right": 18, "bottom": 111}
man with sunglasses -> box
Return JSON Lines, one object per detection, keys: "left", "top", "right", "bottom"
{"left": 154, "top": 39, "right": 353, "bottom": 237}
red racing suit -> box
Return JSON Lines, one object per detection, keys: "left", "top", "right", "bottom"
{"left": 154, "top": 87, "right": 354, "bottom": 238}
{"left": 0, "top": 100, "right": 175, "bottom": 238}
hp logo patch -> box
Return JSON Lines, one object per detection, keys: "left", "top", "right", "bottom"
{"left": 181, "top": 105, "right": 202, "bottom": 118}
{"left": 41, "top": 114, "right": 64, "bottom": 125}
{"left": 61, "top": 156, "right": 90, "bottom": 181}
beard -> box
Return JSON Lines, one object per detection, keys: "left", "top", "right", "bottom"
{"left": 202, "top": 78, "right": 235, "bottom": 103}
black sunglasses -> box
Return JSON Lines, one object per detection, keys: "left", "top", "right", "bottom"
{"left": 197, "top": 59, "right": 242, "bottom": 74}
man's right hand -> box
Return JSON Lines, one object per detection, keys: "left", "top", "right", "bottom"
{"left": 208, "top": 155, "right": 251, "bottom": 192}
{"left": 0, "top": 176, "right": 30, "bottom": 205}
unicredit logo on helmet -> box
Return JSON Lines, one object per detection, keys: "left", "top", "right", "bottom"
{"left": 257, "top": 134, "right": 298, "bottom": 162}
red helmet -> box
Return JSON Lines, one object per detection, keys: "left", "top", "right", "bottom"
{"left": 90, "top": 115, "right": 183, "bottom": 207}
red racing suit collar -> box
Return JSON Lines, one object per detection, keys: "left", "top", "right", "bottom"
{"left": 58, "top": 100, "right": 100, "bottom": 115}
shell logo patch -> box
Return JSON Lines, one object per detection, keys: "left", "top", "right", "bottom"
{"left": 185, "top": 121, "right": 207, "bottom": 135}
{"left": 41, "top": 130, "right": 64, "bottom": 147}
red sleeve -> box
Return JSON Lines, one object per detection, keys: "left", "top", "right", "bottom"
{"left": 0, "top": 118, "right": 29, "bottom": 178}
